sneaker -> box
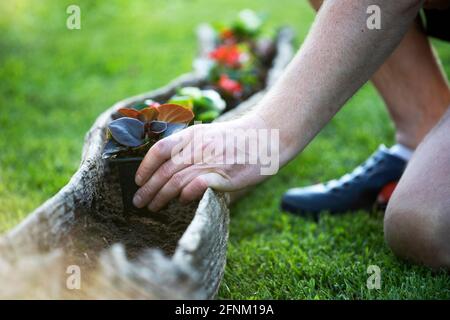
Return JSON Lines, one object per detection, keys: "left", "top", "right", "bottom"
{"left": 281, "top": 145, "right": 407, "bottom": 217}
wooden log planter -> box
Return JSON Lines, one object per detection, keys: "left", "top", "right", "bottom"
{"left": 0, "top": 25, "right": 294, "bottom": 299}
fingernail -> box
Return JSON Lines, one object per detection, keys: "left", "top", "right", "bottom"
{"left": 135, "top": 174, "right": 143, "bottom": 186}
{"left": 133, "top": 194, "right": 143, "bottom": 208}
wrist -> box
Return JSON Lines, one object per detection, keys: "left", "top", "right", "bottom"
{"left": 232, "top": 111, "right": 268, "bottom": 130}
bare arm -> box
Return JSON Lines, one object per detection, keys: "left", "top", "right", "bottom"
{"left": 133, "top": 0, "right": 423, "bottom": 211}
{"left": 257, "top": 0, "right": 423, "bottom": 164}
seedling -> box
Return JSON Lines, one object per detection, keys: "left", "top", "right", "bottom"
{"left": 102, "top": 103, "right": 194, "bottom": 159}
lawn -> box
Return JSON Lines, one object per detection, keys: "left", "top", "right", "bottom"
{"left": 0, "top": 0, "right": 449, "bottom": 299}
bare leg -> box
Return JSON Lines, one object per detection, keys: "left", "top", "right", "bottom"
{"left": 384, "top": 108, "right": 450, "bottom": 268}
{"left": 373, "top": 20, "right": 450, "bottom": 148}
{"left": 307, "top": 0, "right": 450, "bottom": 266}
{"left": 310, "top": 0, "right": 450, "bottom": 149}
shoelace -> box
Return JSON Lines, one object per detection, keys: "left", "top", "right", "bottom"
{"left": 326, "top": 152, "right": 384, "bottom": 192}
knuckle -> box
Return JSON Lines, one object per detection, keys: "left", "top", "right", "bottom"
{"left": 138, "top": 159, "right": 151, "bottom": 174}
{"left": 193, "top": 176, "right": 208, "bottom": 192}
{"left": 201, "top": 139, "right": 213, "bottom": 152}
{"left": 138, "top": 183, "right": 153, "bottom": 198}
{"left": 171, "top": 172, "right": 184, "bottom": 188}
{"left": 152, "top": 140, "right": 166, "bottom": 158}
{"left": 158, "top": 163, "right": 172, "bottom": 180}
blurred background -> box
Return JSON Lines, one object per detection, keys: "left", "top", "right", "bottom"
{"left": 1, "top": 0, "right": 449, "bottom": 299}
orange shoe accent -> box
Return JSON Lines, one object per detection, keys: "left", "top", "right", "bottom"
{"left": 377, "top": 181, "right": 398, "bottom": 204}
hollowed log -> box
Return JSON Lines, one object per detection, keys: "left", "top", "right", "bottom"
{"left": 0, "top": 25, "right": 294, "bottom": 299}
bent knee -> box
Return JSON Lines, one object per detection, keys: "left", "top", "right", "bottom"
{"left": 384, "top": 108, "right": 450, "bottom": 268}
{"left": 384, "top": 190, "right": 450, "bottom": 269}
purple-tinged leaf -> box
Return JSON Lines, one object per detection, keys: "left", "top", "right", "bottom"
{"left": 163, "top": 123, "right": 188, "bottom": 138}
{"left": 149, "top": 120, "right": 168, "bottom": 134}
{"left": 102, "top": 139, "right": 128, "bottom": 159}
{"left": 108, "top": 117, "right": 145, "bottom": 147}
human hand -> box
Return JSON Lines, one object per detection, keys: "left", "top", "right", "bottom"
{"left": 132, "top": 113, "right": 281, "bottom": 212}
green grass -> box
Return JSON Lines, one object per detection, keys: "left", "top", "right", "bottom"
{"left": 1, "top": 0, "right": 449, "bottom": 299}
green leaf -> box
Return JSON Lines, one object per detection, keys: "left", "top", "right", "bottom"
{"left": 197, "top": 110, "right": 220, "bottom": 123}
{"left": 201, "top": 89, "right": 226, "bottom": 111}
{"left": 168, "top": 95, "right": 194, "bottom": 110}
{"left": 233, "top": 9, "right": 263, "bottom": 36}
{"left": 178, "top": 86, "right": 203, "bottom": 99}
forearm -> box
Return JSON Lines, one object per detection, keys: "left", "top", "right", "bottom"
{"left": 254, "top": 0, "right": 423, "bottom": 164}
{"left": 133, "top": 0, "right": 425, "bottom": 210}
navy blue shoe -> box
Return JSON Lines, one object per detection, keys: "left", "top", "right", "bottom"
{"left": 281, "top": 145, "right": 407, "bottom": 217}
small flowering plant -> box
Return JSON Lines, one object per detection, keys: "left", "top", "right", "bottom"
{"left": 208, "top": 44, "right": 249, "bottom": 69}
{"left": 206, "top": 10, "right": 268, "bottom": 99}
{"left": 216, "top": 9, "right": 264, "bottom": 44}
{"left": 207, "top": 45, "right": 261, "bottom": 98}
{"left": 102, "top": 103, "right": 194, "bottom": 159}
{"left": 169, "top": 87, "right": 226, "bottom": 122}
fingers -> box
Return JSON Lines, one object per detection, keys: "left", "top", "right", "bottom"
{"left": 178, "top": 174, "right": 211, "bottom": 204}
{"left": 133, "top": 158, "right": 190, "bottom": 208}
{"left": 133, "top": 131, "right": 196, "bottom": 208}
{"left": 148, "top": 171, "right": 228, "bottom": 212}
{"left": 135, "top": 129, "right": 191, "bottom": 186}
{"left": 146, "top": 168, "right": 202, "bottom": 212}
{"left": 148, "top": 171, "right": 229, "bottom": 212}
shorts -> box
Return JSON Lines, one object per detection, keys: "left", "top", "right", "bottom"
{"left": 423, "top": 8, "right": 450, "bottom": 42}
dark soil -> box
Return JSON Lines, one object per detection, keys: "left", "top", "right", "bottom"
{"left": 65, "top": 160, "right": 197, "bottom": 270}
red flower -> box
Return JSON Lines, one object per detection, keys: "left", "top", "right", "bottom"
{"left": 218, "top": 74, "right": 242, "bottom": 96}
{"left": 209, "top": 44, "right": 242, "bottom": 68}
